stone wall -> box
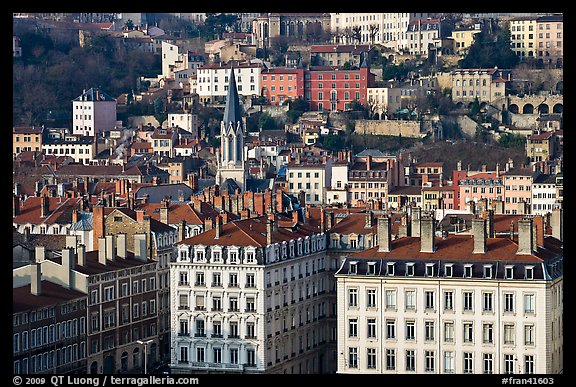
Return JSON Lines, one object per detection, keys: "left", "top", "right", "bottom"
{"left": 354, "top": 119, "right": 422, "bottom": 137}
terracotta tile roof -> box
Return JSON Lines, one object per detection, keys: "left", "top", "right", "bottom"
{"left": 176, "top": 215, "right": 319, "bottom": 247}
{"left": 349, "top": 235, "right": 544, "bottom": 263}
{"left": 414, "top": 162, "right": 443, "bottom": 167}
{"left": 329, "top": 212, "right": 376, "bottom": 234}
{"left": 528, "top": 131, "right": 554, "bottom": 140}
{"left": 13, "top": 281, "right": 87, "bottom": 313}
{"left": 13, "top": 197, "right": 82, "bottom": 225}
{"left": 139, "top": 202, "right": 212, "bottom": 225}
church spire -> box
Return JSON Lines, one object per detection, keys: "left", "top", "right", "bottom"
{"left": 223, "top": 65, "right": 244, "bottom": 131}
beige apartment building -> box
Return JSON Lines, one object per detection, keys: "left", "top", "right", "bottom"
{"left": 336, "top": 216, "right": 563, "bottom": 374}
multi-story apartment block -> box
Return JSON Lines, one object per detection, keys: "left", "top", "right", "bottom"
{"left": 261, "top": 67, "right": 305, "bottom": 105}
{"left": 42, "top": 135, "right": 97, "bottom": 165}
{"left": 503, "top": 167, "right": 534, "bottom": 215}
{"left": 453, "top": 165, "right": 504, "bottom": 211}
{"left": 170, "top": 213, "right": 336, "bottom": 374}
{"left": 366, "top": 87, "right": 402, "bottom": 119}
{"left": 310, "top": 44, "right": 371, "bottom": 67}
{"left": 535, "top": 14, "right": 563, "bottom": 66}
{"left": 330, "top": 13, "right": 430, "bottom": 50}
{"left": 196, "top": 61, "right": 262, "bottom": 104}
{"left": 72, "top": 88, "right": 117, "bottom": 137}
{"left": 336, "top": 216, "right": 563, "bottom": 374}
{"left": 305, "top": 61, "right": 375, "bottom": 112}
{"left": 13, "top": 126, "right": 44, "bottom": 158}
{"left": 451, "top": 68, "right": 509, "bottom": 105}
{"left": 161, "top": 41, "right": 205, "bottom": 79}
{"left": 286, "top": 156, "right": 332, "bottom": 206}
{"left": 404, "top": 161, "right": 444, "bottom": 186}
{"left": 326, "top": 158, "right": 350, "bottom": 205}
{"left": 92, "top": 205, "right": 178, "bottom": 363}
{"left": 531, "top": 174, "right": 559, "bottom": 216}
{"left": 526, "top": 130, "right": 558, "bottom": 162}
{"left": 451, "top": 24, "right": 481, "bottom": 55}
{"left": 347, "top": 150, "right": 402, "bottom": 207}
{"left": 13, "top": 266, "right": 88, "bottom": 374}
{"left": 167, "top": 113, "right": 200, "bottom": 139}
{"left": 404, "top": 19, "right": 440, "bottom": 56}
{"left": 12, "top": 235, "right": 161, "bottom": 374}
{"left": 421, "top": 185, "right": 457, "bottom": 211}
{"left": 150, "top": 127, "right": 178, "bottom": 158}
{"left": 509, "top": 17, "right": 538, "bottom": 60}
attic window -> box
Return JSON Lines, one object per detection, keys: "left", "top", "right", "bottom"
{"left": 505, "top": 266, "right": 514, "bottom": 280}
{"left": 387, "top": 262, "right": 395, "bottom": 276}
{"left": 114, "top": 216, "right": 123, "bottom": 222}
{"left": 483, "top": 265, "right": 493, "bottom": 279}
{"left": 444, "top": 264, "right": 453, "bottom": 278}
{"left": 406, "top": 263, "right": 415, "bottom": 277}
{"left": 367, "top": 262, "right": 376, "bottom": 275}
{"left": 349, "top": 261, "right": 358, "bottom": 275}
{"left": 525, "top": 266, "right": 534, "bottom": 280}
{"left": 464, "top": 264, "right": 473, "bottom": 278}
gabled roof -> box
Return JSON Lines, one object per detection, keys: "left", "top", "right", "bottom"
{"left": 13, "top": 197, "right": 82, "bottom": 226}
{"left": 73, "top": 87, "right": 115, "bottom": 102}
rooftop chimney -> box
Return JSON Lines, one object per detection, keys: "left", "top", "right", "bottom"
{"left": 399, "top": 213, "right": 410, "bottom": 238}
{"left": 472, "top": 218, "right": 487, "bottom": 254}
{"left": 326, "top": 211, "right": 335, "bottom": 230}
{"left": 105, "top": 235, "right": 116, "bottom": 262}
{"left": 77, "top": 244, "right": 86, "bottom": 266}
{"left": 482, "top": 209, "right": 495, "bottom": 238}
{"left": 160, "top": 199, "right": 169, "bottom": 224}
{"left": 267, "top": 216, "right": 273, "bottom": 245}
{"left": 178, "top": 220, "right": 187, "bottom": 242}
{"left": 35, "top": 246, "right": 45, "bottom": 263}
{"left": 30, "top": 263, "right": 42, "bottom": 296}
{"left": 292, "top": 209, "right": 299, "bottom": 223}
{"left": 61, "top": 247, "right": 74, "bottom": 287}
{"left": 98, "top": 237, "right": 107, "bottom": 265}
{"left": 134, "top": 234, "right": 148, "bottom": 262}
{"left": 377, "top": 216, "right": 391, "bottom": 252}
{"left": 215, "top": 215, "right": 222, "bottom": 239}
{"left": 420, "top": 216, "right": 436, "bottom": 253}
{"left": 509, "top": 221, "right": 515, "bottom": 240}
{"left": 13, "top": 194, "right": 20, "bottom": 217}
{"left": 411, "top": 206, "right": 421, "bottom": 237}
{"left": 116, "top": 233, "right": 127, "bottom": 259}
{"left": 40, "top": 195, "right": 49, "bottom": 218}
{"left": 517, "top": 218, "right": 534, "bottom": 255}
{"left": 551, "top": 207, "right": 563, "bottom": 242}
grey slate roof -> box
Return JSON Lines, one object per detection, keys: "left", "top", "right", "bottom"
{"left": 134, "top": 183, "right": 195, "bottom": 203}
{"left": 73, "top": 87, "right": 115, "bottom": 102}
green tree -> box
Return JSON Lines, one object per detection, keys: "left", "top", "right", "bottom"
{"left": 459, "top": 25, "right": 519, "bottom": 69}
{"left": 154, "top": 97, "right": 166, "bottom": 124}
{"left": 258, "top": 112, "right": 276, "bottom": 130}
{"left": 124, "top": 19, "right": 135, "bottom": 30}
{"left": 321, "top": 133, "right": 346, "bottom": 152}
{"left": 498, "top": 132, "right": 526, "bottom": 148}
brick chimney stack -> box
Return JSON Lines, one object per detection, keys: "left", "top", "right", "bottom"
{"left": 420, "top": 216, "right": 436, "bottom": 253}
{"left": 377, "top": 216, "right": 391, "bottom": 252}
{"left": 517, "top": 218, "right": 534, "bottom": 255}
{"left": 472, "top": 218, "right": 487, "bottom": 254}
{"left": 40, "top": 194, "right": 49, "bottom": 218}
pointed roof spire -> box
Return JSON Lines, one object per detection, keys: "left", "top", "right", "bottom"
{"left": 223, "top": 65, "right": 243, "bottom": 131}
{"left": 360, "top": 52, "right": 369, "bottom": 68}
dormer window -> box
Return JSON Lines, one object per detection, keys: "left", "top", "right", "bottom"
{"left": 367, "top": 262, "right": 376, "bottom": 275}
{"left": 387, "top": 262, "right": 395, "bottom": 276}
{"left": 444, "top": 264, "right": 453, "bottom": 278}
{"left": 406, "top": 263, "right": 415, "bottom": 277}
{"left": 525, "top": 266, "right": 534, "bottom": 280}
{"left": 505, "top": 266, "right": 514, "bottom": 279}
{"left": 483, "top": 265, "right": 493, "bottom": 279}
{"left": 425, "top": 263, "right": 435, "bottom": 277}
{"left": 349, "top": 262, "right": 358, "bottom": 275}
{"left": 464, "top": 264, "right": 473, "bottom": 278}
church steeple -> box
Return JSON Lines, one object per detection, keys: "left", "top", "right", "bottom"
{"left": 222, "top": 66, "right": 244, "bottom": 132}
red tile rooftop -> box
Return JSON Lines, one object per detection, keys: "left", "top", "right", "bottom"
{"left": 350, "top": 235, "right": 543, "bottom": 263}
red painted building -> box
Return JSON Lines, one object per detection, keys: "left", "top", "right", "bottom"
{"left": 261, "top": 67, "right": 305, "bottom": 105}
{"left": 305, "top": 63, "right": 375, "bottom": 112}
